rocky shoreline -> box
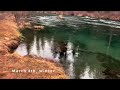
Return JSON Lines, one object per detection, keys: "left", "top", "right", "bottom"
{"left": 8, "top": 11, "right": 120, "bottom": 21}
{"left": 49, "top": 11, "right": 120, "bottom": 21}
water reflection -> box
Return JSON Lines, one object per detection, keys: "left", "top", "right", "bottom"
{"left": 16, "top": 43, "right": 28, "bottom": 56}
{"left": 80, "top": 66, "right": 94, "bottom": 79}
{"left": 16, "top": 25, "right": 120, "bottom": 79}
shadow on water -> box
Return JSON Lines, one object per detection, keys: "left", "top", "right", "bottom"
{"left": 96, "top": 53, "right": 120, "bottom": 79}
{"left": 16, "top": 23, "right": 120, "bottom": 79}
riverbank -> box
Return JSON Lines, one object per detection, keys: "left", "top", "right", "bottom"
{"left": 48, "top": 11, "right": 120, "bottom": 21}
{"left": 0, "top": 12, "right": 68, "bottom": 79}
{"left": 10, "top": 11, "right": 120, "bottom": 21}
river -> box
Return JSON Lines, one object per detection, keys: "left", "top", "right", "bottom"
{"left": 15, "top": 15, "right": 120, "bottom": 79}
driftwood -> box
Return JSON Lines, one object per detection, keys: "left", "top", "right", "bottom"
{"left": 24, "top": 22, "right": 31, "bottom": 26}
{"left": 23, "top": 21, "right": 45, "bottom": 30}
{"left": 33, "top": 25, "right": 44, "bottom": 30}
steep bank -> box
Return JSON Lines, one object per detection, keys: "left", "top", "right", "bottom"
{"left": 0, "top": 12, "right": 21, "bottom": 55}
{"left": 0, "top": 12, "right": 68, "bottom": 79}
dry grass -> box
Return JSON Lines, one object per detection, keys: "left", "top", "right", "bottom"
{"left": 0, "top": 53, "right": 68, "bottom": 79}
{"left": 0, "top": 14, "right": 68, "bottom": 79}
{"left": 0, "top": 20, "right": 20, "bottom": 55}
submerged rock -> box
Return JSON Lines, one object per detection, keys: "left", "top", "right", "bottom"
{"left": 96, "top": 53, "right": 120, "bottom": 79}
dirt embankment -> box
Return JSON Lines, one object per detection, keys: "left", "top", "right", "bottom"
{"left": 0, "top": 12, "right": 68, "bottom": 79}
